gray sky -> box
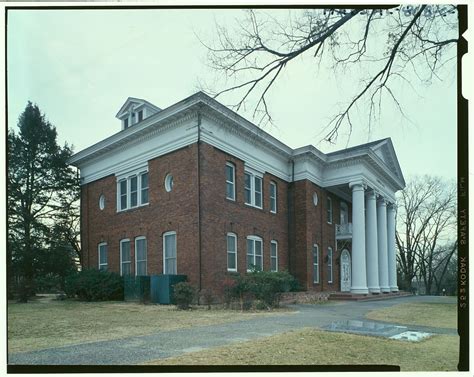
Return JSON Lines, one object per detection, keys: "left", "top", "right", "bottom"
{"left": 7, "top": 8, "right": 458, "bottom": 181}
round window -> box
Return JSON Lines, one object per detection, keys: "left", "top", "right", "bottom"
{"left": 99, "top": 194, "right": 105, "bottom": 210}
{"left": 165, "top": 174, "right": 174, "bottom": 192}
{"left": 312, "top": 192, "right": 318, "bottom": 206}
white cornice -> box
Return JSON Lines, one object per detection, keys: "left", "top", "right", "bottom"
{"left": 71, "top": 92, "right": 405, "bottom": 197}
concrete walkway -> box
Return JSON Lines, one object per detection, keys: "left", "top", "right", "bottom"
{"left": 8, "top": 295, "right": 457, "bottom": 365}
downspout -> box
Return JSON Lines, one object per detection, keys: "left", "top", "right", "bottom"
{"left": 197, "top": 110, "right": 202, "bottom": 297}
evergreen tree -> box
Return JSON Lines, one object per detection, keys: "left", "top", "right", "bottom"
{"left": 7, "top": 102, "right": 79, "bottom": 301}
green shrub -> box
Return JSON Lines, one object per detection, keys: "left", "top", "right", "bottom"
{"left": 64, "top": 269, "right": 124, "bottom": 301}
{"left": 222, "top": 270, "right": 298, "bottom": 309}
{"left": 173, "top": 282, "right": 196, "bottom": 310}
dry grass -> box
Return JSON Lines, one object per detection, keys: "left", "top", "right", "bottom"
{"left": 365, "top": 301, "right": 457, "bottom": 328}
{"left": 8, "top": 296, "right": 291, "bottom": 353}
{"left": 144, "top": 328, "right": 459, "bottom": 371}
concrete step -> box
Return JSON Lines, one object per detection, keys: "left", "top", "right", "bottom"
{"left": 329, "top": 291, "right": 412, "bottom": 301}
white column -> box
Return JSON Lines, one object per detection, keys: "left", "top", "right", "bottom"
{"left": 377, "top": 199, "right": 390, "bottom": 292}
{"left": 387, "top": 203, "right": 399, "bottom": 292}
{"left": 350, "top": 181, "right": 368, "bottom": 294}
{"left": 365, "top": 190, "right": 380, "bottom": 293}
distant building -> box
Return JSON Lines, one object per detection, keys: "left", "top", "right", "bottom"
{"left": 69, "top": 92, "right": 405, "bottom": 296}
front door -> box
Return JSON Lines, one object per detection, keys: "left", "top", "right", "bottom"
{"left": 340, "top": 249, "right": 351, "bottom": 292}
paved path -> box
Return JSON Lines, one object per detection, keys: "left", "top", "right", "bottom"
{"left": 8, "top": 295, "right": 457, "bottom": 365}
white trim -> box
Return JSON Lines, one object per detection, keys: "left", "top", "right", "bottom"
{"left": 135, "top": 236, "right": 147, "bottom": 277}
{"left": 163, "top": 231, "right": 177, "bottom": 275}
{"left": 270, "top": 240, "right": 278, "bottom": 272}
{"left": 328, "top": 246, "right": 333, "bottom": 283}
{"left": 246, "top": 235, "right": 263, "bottom": 272}
{"left": 117, "top": 170, "right": 149, "bottom": 212}
{"left": 226, "top": 233, "right": 238, "bottom": 272}
{"left": 225, "top": 162, "right": 236, "bottom": 201}
{"left": 244, "top": 169, "right": 263, "bottom": 209}
{"left": 269, "top": 181, "right": 277, "bottom": 214}
{"left": 313, "top": 244, "right": 319, "bottom": 284}
{"left": 98, "top": 242, "right": 108, "bottom": 271}
{"left": 120, "top": 239, "right": 131, "bottom": 276}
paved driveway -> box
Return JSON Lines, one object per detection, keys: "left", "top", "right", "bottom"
{"left": 8, "top": 295, "right": 457, "bottom": 365}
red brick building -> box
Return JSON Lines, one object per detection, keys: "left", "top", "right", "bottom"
{"left": 69, "top": 92, "right": 405, "bottom": 296}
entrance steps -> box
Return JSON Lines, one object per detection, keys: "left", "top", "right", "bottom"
{"left": 329, "top": 291, "right": 412, "bottom": 302}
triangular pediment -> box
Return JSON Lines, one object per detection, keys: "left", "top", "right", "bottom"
{"left": 370, "top": 139, "right": 405, "bottom": 188}
{"left": 116, "top": 97, "right": 161, "bottom": 119}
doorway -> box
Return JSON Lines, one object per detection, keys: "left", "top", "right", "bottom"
{"left": 340, "top": 249, "right": 351, "bottom": 292}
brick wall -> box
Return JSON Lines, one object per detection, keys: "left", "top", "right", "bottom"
{"left": 81, "top": 140, "right": 352, "bottom": 295}
{"left": 81, "top": 144, "right": 200, "bottom": 284}
{"left": 198, "top": 143, "right": 289, "bottom": 295}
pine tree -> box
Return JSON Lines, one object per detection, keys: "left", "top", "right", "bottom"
{"left": 7, "top": 102, "right": 79, "bottom": 301}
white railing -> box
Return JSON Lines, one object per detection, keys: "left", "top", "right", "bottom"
{"left": 336, "top": 223, "right": 353, "bottom": 239}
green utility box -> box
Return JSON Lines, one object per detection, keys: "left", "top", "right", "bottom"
{"left": 150, "top": 274, "right": 187, "bottom": 304}
{"left": 124, "top": 276, "right": 150, "bottom": 302}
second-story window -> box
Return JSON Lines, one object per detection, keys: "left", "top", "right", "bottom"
{"left": 327, "top": 197, "right": 333, "bottom": 224}
{"left": 117, "top": 171, "right": 149, "bottom": 212}
{"left": 270, "top": 181, "right": 277, "bottom": 213}
{"left": 226, "top": 163, "right": 235, "bottom": 201}
{"left": 244, "top": 170, "right": 263, "bottom": 209}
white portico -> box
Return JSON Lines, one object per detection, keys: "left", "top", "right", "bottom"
{"left": 322, "top": 138, "right": 405, "bottom": 294}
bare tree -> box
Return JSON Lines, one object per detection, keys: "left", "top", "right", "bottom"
{"left": 396, "top": 176, "right": 456, "bottom": 293}
{"left": 201, "top": 5, "right": 458, "bottom": 143}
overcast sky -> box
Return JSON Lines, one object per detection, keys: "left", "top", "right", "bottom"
{"left": 7, "top": 7, "right": 458, "bottom": 182}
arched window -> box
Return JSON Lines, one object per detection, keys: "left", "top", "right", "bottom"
{"left": 226, "top": 233, "right": 237, "bottom": 271}
{"left": 247, "top": 236, "right": 263, "bottom": 271}
{"left": 135, "top": 236, "right": 147, "bottom": 276}
{"left": 270, "top": 240, "right": 278, "bottom": 272}
{"left": 313, "top": 244, "right": 319, "bottom": 284}
{"left": 163, "top": 231, "right": 177, "bottom": 274}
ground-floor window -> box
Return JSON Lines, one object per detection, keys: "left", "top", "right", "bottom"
{"left": 313, "top": 244, "right": 319, "bottom": 283}
{"left": 270, "top": 240, "right": 278, "bottom": 272}
{"left": 135, "top": 236, "right": 147, "bottom": 276}
{"left": 98, "top": 243, "right": 108, "bottom": 271}
{"left": 328, "top": 246, "right": 333, "bottom": 283}
{"left": 247, "top": 236, "right": 263, "bottom": 271}
{"left": 120, "top": 239, "right": 131, "bottom": 276}
{"left": 227, "top": 233, "right": 237, "bottom": 271}
{"left": 163, "top": 231, "right": 177, "bottom": 274}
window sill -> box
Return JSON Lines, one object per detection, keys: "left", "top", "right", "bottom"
{"left": 244, "top": 203, "right": 263, "bottom": 210}
{"left": 117, "top": 203, "right": 149, "bottom": 213}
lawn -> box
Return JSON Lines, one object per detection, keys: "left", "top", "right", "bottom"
{"left": 365, "top": 301, "right": 457, "bottom": 328}
{"left": 8, "top": 296, "right": 292, "bottom": 353}
{"left": 144, "top": 328, "right": 459, "bottom": 371}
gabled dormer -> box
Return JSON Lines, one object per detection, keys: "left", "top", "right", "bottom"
{"left": 116, "top": 97, "right": 162, "bottom": 130}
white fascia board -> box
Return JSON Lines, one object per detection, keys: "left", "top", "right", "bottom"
{"left": 69, "top": 95, "right": 203, "bottom": 167}
{"left": 197, "top": 93, "right": 294, "bottom": 158}
{"left": 79, "top": 117, "right": 198, "bottom": 185}
{"left": 293, "top": 157, "right": 324, "bottom": 187}
{"left": 200, "top": 116, "right": 292, "bottom": 182}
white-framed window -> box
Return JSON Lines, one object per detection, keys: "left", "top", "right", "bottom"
{"left": 227, "top": 233, "right": 237, "bottom": 271}
{"left": 117, "top": 171, "right": 149, "bottom": 211}
{"left": 135, "top": 237, "right": 147, "bottom": 276}
{"left": 98, "top": 242, "right": 108, "bottom": 271}
{"left": 244, "top": 170, "right": 263, "bottom": 209}
{"left": 270, "top": 181, "right": 277, "bottom": 213}
{"left": 270, "top": 240, "right": 278, "bottom": 272}
{"left": 327, "top": 197, "right": 333, "bottom": 224}
{"left": 247, "top": 236, "right": 263, "bottom": 271}
{"left": 163, "top": 231, "right": 177, "bottom": 275}
{"left": 141, "top": 173, "right": 149, "bottom": 205}
{"left": 120, "top": 239, "right": 131, "bottom": 276}
{"left": 313, "top": 244, "right": 319, "bottom": 284}
{"left": 328, "top": 246, "right": 333, "bottom": 283}
{"left": 225, "top": 162, "right": 236, "bottom": 201}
